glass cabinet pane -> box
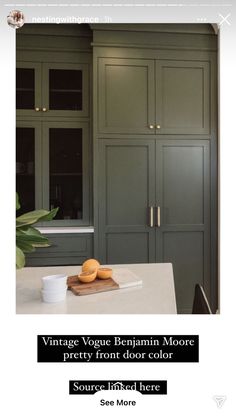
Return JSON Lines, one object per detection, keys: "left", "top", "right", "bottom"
{"left": 49, "top": 69, "right": 82, "bottom": 110}
{"left": 16, "top": 68, "right": 35, "bottom": 109}
{"left": 16, "top": 128, "right": 35, "bottom": 215}
{"left": 49, "top": 128, "right": 83, "bottom": 220}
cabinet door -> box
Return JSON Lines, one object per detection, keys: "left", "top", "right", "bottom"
{"left": 42, "top": 62, "right": 89, "bottom": 117}
{"left": 16, "top": 62, "right": 42, "bottom": 117}
{"left": 97, "top": 140, "right": 156, "bottom": 264}
{"left": 41, "top": 121, "right": 90, "bottom": 226}
{"left": 98, "top": 58, "right": 155, "bottom": 135}
{"left": 26, "top": 233, "right": 93, "bottom": 266}
{"left": 16, "top": 122, "right": 42, "bottom": 215}
{"left": 156, "top": 140, "right": 211, "bottom": 313}
{"left": 156, "top": 60, "right": 210, "bottom": 135}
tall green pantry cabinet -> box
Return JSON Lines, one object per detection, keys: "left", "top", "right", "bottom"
{"left": 92, "top": 25, "right": 218, "bottom": 313}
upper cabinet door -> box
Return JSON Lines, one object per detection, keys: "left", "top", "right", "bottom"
{"left": 41, "top": 121, "right": 90, "bottom": 226}
{"left": 16, "top": 62, "right": 42, "bottom": 117}
{"left": 16, "top": 121, "right": 42, "bottom": 214}
{"left": 155, "top": 60, "right": 210, "bottom": 135}
{"left": 42, "top": 62, "right": 89, "bottom": 117}
{"left": 98, "top": 58, "right": 155, "bottom": 135}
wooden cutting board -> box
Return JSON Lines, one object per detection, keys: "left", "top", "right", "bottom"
{"left": 67, "top": 275, "right": 119, "bottom": 296}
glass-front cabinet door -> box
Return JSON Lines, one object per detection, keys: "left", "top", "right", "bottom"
{"left": 16, "top": 59, "right": 91, "bottom": 225}
{"left": 42, "top": 62, "right": 89, "bottom": 117}
{"left": 16, "top": 122, "right": 90, "bottom": 225}
{"left": 16, "top": 122, "right": 42, "bottom": 215}
{"left": 16, "top": 62, "right": 42, "bottom": 117}
{"left": 16, "top": 61, "right": 89, "bottom": 117}
{"left": 42, "top": 121, "right": 90, "bottom": 226}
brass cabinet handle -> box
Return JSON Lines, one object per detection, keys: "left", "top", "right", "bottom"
{"left": 156, "top": 124, "right": 161, "bottom": 129}
{"left": 148, "top": 124, "right": 154, "bottom": 129}
{"left": 156, "top": 206, "right": 161, "bottom": 227}
{"left": 149, "top": 206, "right": 154, "bottom": 227}
{"left": 42, "top": 107, "right": 47, "bottom": 112}
{"left": 35, "top": 107, "right": 40, "bottom": 112}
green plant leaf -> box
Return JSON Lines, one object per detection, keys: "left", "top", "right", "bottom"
{"left": 16, "top": 238, "right": 35, "bottom": 253}
{"left": 17, "top": 234, "right": 49, "bottom": 245}
{"left": 17, "top": 226, "right": 45, "bottom": 237}
{"left": 37, "top": 207, "right": 59, "bottom": 221}
{"left": 16, "top": 246, "right": 25, "bottom": 269}
{"left": 33, "top": 243, "right": 50, "bottom": 248}
{"left": 19, "top": 236, "right": 48, "bottom": 245}
{"left": 16, "top": 208, "right": 59, "bottom": 227}
{"left": 16, "top": 217, "right": 42, "bottom": 228}
{"left": 16, "top": 228, "right": 51, "bottom": 248}
{"left": 15, "top": 196, "right": 58, "bottom": 268}
{"left": 16, "top": 193, "right": 21, "bottom": 211}
{"left": 16, "top": 210, "right": 51, "bottom": 225}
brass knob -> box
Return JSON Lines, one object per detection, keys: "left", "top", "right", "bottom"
{"left": 42, "top": 107, "right": 47, "bottom": 112}
{"left": 35, "top": 107, "right": 40, "bottom": 112}
{"left": 156, "top": 124, "right": 161, "bottom": 129}
{"left": 148, "top": 124, "right": 154, "bottom": 129}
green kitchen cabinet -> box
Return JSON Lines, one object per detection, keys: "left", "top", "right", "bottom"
{"left": 98, "top": 58, "right": 155, "bottom": 135}
{"left": 155, "top": 140, "right": 211, "bottom": 313}
{"left": 93, "top": 25, "right": 217, "bottom": 313}
{"left": 155, "top": 60, "right": 210, "bottom": 135}
{"left": 26, "top": 233, "right": 93, "bottom": 266}
{"left": 97, "top": 57, "right": 210, "bottom": 136}
{"left": 16, "top": 25, "right": 93, "bottom": 227}
{"left": 97, "top": 139, "right": 156, "bottom": 263}
{"left": 42, "top": 62, "right": 89, "bottom": 118}
{"left": 16, "top": 61, "right": 89, "bottom": 118}
{"left": 16, "top": 61, "right": 42, "bottom": 117}
{"left": 43, "top": 121, "right": 91, "bottom": 225}
{"left": 16, "top": 120, "right": 91, "bottom": 226}
{"left": 16, "top": 121, "right": 42, "bottom": 215}
{"left": 96, "top": 139, "right": 212, "bottom": 313}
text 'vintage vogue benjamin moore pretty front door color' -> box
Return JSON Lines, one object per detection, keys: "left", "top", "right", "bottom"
{"left": 93, "top": 24, "right": 217, "bottom": 314}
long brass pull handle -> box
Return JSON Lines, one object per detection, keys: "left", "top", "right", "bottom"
{"left": 157, "top": 206, "right": 161, "bottom": 227}
{"left": 149, "top": 206, "right": 154, "bottom": 227}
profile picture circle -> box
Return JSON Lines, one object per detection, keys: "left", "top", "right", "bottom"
{"left": 7, "top": 10, "right": 25, "bottom": 29}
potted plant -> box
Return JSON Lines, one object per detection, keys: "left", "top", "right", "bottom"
{"left": 16, "top": 193, "right": 58, "bottom": 269}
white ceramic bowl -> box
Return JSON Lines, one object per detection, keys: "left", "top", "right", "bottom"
{"left": 41, "top": 289, "right": 67, "bottom": 303}
{"left": 41, "top": 274, "right": 68, "bottom": 291}
{"left": 41, "top": 285, "right": 67, "bottom": 294}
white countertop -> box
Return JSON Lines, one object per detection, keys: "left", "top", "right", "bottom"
{"left": 16, "top": 263, "right": 177, "bottom": 314}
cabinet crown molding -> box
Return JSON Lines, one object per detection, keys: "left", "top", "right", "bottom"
{"left": 91, "top": 24, "right": 217, "bottom": 52}
{"left": 90, "top": 23, "right": 216, "bottom": 35}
